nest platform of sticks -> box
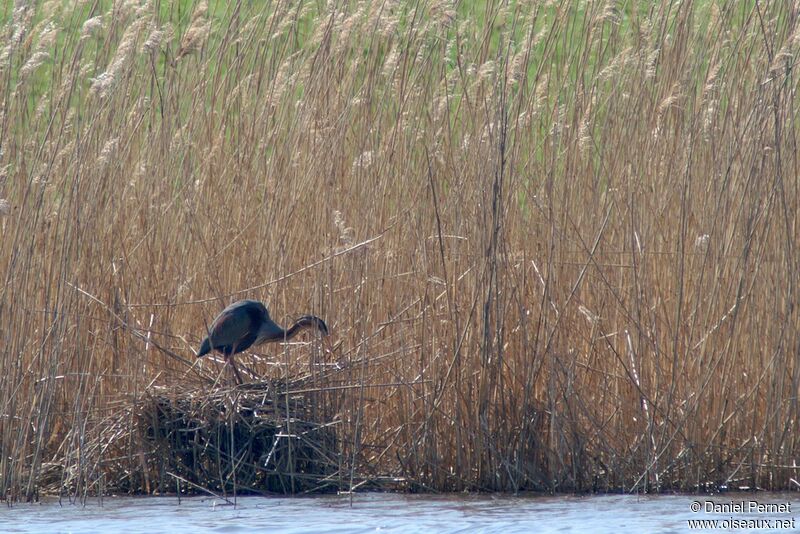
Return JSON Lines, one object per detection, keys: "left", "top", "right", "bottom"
{"left": 130, "top": 377, "right": 341, "bottom": 496}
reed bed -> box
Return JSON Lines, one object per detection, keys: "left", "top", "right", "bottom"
{"left": 1, "top": 0, "right": 799, "bottom": 500}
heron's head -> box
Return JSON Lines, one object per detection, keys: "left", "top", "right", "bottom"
{"left": 295, "top": 315, "right": 329, "bottom": 336}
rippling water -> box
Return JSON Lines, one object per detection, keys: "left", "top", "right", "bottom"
{"left": 1, "top": 492, "right": 796, "bottom": 533}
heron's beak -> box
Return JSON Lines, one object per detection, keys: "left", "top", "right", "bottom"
{"left": 322, "top": 333, "right": 334, "bottom": 354}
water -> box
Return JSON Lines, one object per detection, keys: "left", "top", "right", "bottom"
{"left": 1, "top": 492, "right": 796, "bottom": 533}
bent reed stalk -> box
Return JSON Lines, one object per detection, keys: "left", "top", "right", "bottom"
{"left": 0, "top": 0, "right": 798, "bottom": 500}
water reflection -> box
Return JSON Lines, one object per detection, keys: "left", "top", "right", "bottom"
{"left": 1, "top": 492, "right": 796, "bottom": 533}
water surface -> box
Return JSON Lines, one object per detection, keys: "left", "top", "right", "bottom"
{"left": 1, "top": 492, "right": 796, "bottom": 533}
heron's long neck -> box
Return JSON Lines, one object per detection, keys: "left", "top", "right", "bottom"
{"left": 284, "top": 320, "right": 307, "bottom": 340}
{"left": 260, "top": 317, "right": 321, "bottom": 344}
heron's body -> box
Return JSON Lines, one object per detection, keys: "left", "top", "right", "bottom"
{"left": 197, "top": 299, "right": 329, "bottom": 383}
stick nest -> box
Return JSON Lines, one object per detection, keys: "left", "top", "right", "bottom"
{"left": 92, "top": 376, "right": 342, "bottom": 496}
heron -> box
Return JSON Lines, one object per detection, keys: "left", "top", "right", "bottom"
{"left": 197, "top": 299, "right": 329, "bottom": 384}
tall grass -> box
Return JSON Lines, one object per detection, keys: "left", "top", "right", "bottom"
{"left": 1, "top": 0, "right": 798, "bottom": 499}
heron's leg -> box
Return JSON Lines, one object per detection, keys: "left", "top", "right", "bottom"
{"left": 228, "top": 356, "right": 244, "bottom": 384}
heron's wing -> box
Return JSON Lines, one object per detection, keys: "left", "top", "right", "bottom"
{"left": 207, "top": 307, "right": 253, "bottom": 352}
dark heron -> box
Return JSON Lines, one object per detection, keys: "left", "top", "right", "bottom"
{"left": 197, "top": 299, "right": 329, "bottom": 384}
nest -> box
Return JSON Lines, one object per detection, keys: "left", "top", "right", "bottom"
{"left": 96, "top": 377, "right": 344, "bottom": 496}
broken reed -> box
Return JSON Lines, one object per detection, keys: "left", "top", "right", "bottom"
{"left": 1, "top": 0, "right": 799, "bottom": 500}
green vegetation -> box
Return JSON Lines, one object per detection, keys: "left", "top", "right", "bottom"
{"left": 1, "top": 0, "right": 799, "bottom": 500}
